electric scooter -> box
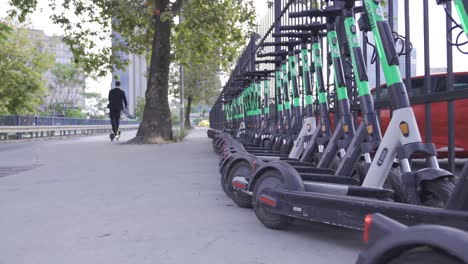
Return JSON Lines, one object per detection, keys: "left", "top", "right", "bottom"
{"left": 250, "top": 0, "right": 455, "bottom": 230}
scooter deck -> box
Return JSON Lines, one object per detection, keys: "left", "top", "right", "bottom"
{"left": 260, "top": 188, "right": 468, "bottom": 231}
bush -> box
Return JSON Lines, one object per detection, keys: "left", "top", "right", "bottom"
{"left": 66, "top": 108, "right": 86, "bottom": 118}
{"left": 135, "top": 97, "right": 145, "bottom": 120}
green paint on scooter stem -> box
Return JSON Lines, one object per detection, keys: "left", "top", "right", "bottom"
{"left": 289, "top": 54, "right": 298, "bottom": 77}
{"left": 301, "top": 48, "right": 311, "bottom": 105}
{"left": 327, "top": 30, "right": 341, "bottom": 58}
{"left": 293, "top": 97, "right": 300, "bottom": 107}
{"left": 318, "top": 92, "right": 327, "bottom": 104}
{"left": 337, "top": 87, "right": 348, "bottom": 101}
{"left": 312, "top": 43, "right": 325, "bottom": 104}
{"left": 344, "top": 17, "right": 371, "bottom": 96}
{"left": 301, "top": 48, "right": 309, "bottom": 73}
{"left": 306, "top": 95, "right": 313, "bottom": 105}
{"left": 364, "top": 0, "right": 402, "bottom": 86}
{"left": 327, "top": 29, "right": 348, "bottom": 101}
{"left": 282, "top": 64, "right": 288, "bottom": 82}
{"left": 312, "top": 43, "right": 322, "bottom": 67}
{"left": 455, "top": 0, "right": 468, "bottom": 37}
{"left": 275, "top": 71, "right": 282, "bottom": 112}
{"left": 256, "top": 82, "right": 261, "bottom": 115}
{"left": 263, "top": 79, "right": 269, "bottom": 114}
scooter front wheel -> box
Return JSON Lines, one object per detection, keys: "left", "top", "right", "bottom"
{"left": 420, "top": 177, "right": 455, "bottom": 208}
{"left": 385, "top": 247, "right": 463, "bottom": 264}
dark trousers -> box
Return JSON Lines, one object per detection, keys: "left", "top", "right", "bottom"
{"left": 109, "top": 110, "right": 121, "bottom": 134}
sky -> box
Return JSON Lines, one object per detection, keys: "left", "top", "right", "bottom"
{"left": 396, "top": 1, "right": 468, "bottom": 75}
{"left": 0, "top": 0, "right": 467, "bottom": 95}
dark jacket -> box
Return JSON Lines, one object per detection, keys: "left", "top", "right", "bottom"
{"left": 108, "top": 88, "right": 128, "bottom": 111}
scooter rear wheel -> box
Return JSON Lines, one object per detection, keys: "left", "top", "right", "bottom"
{"left": 227, "top": 161, "right": 252, "bottom": 208}
{"left": 253, "top": 170, "right": 292, "bottom": 230}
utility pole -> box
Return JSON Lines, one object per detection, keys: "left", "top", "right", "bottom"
{"left": 180, "top": 63, "right": 184, "bottom": 132}
{"left": 179, "top": 10, "right": 185, "bottom": 133}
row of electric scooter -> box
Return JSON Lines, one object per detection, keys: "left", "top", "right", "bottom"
{"left": 208, "top": 0, "right": 468, "bottom": 263}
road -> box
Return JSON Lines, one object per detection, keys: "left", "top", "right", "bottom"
{"left": 0, "top": 128, "right": 363, "bottom": 264}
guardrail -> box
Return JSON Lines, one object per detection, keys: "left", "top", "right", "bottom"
{"left": 0, "top": 115, "right": 140, "bottom": 126}
{"left": 0, "top": 124, "right": 140, "bottom": 141}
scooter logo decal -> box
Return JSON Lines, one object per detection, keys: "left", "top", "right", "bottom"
{"left": 293, "top": 206, "right": 302, "bottom": 212}
{"left": 399, "top": 121, "right": 409, "bottom": 137}
{"left": 343, "top": 125, "right": 349, "bottom": 133}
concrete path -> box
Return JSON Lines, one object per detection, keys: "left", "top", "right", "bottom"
{"left": 0, "top": 128, "right": 363, "bottom": 264}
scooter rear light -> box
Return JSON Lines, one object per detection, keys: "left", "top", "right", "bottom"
{"left": 363, "top": 214, "right": 373, "bottom": 244}
{"left": 232, "top": 181, "right": 247, "bottom": 190}
{"left": 259, "top": 194, "right": 277, "bottom": 207}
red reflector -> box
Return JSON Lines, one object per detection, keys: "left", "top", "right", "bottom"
{"left": 363, "top": 214, "right": 373, "bottom": 244}
{"left": 232, "top": 181, "right": 246, "bottom": 190}
{"left": 252, "top": 160, "right": 257, "bottom": 172}
{"left": 259, "top": 195, "right": 277, "bottom": 207}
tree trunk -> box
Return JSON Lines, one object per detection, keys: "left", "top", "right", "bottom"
{"left": 184, "top": 95, "right": 192, "bottom": 129}
{"left": 129, "top": 0, "right": 173, "bottom": 144}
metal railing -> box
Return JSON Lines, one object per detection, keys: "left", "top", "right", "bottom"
{"left": 210, "top": 0, "right": 468, "bottom": 172}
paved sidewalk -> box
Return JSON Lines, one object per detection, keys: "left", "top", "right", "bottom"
{"left": 0, "top": 128, "right": 363, "bottom": 264}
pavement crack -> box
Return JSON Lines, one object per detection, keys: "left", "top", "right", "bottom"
{"left": 200, "top": 235, "right": 223, "bottom": 251}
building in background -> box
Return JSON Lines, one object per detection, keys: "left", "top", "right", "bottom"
{"left": 111, "top": 29, "right": 147, "bottom": 117}
{"left": 28, "top": 29, "right": 86, "bottom": 113}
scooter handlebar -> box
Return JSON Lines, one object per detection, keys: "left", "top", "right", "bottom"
{"left": 260, "top": 40, "right": 301, "bottom": 47}
{"left": 256, "top": 50, "right": 288, "bottom": 58}
{"left": 280, "top": 23, "right": 326, "bottom": 32}
{"left": 272, "top": 32, "right": 310, "bottom": 39}
{"left": 288, "top": 9, "right": 324, "bottom": 18}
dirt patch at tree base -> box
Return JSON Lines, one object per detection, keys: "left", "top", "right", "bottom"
{"left": 125, "top": 136, "right": 174, "bottom": 145}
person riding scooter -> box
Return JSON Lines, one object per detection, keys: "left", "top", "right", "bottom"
{"left": 107, "top": 81, "right": 128, "bottom": 140}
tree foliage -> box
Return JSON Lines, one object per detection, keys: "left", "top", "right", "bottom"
{"left": 0, "top": 21, "right": 54, "bottom": 115}
{"left": 181, "top": 60, "right": 221, "bottom": 128}
{"left": 184, "top": 61, "right": 221, "bottom": 106}
{"left": 7, "top": 0, "right": 256, "bottom": 142}
{"left": 83, "top": 91, "right": 107, "bottom": 118}
{"left": 135, "top": 96, "right": 146, "bottom": 120}
{"left": 174, "top": 1, "right": 256, "bottom": 69}
{"left": 7, "top": 0, "right": 255, "bottom": 76}
{"left": 46, "top": 63, "right": 87, "bottom": 116}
